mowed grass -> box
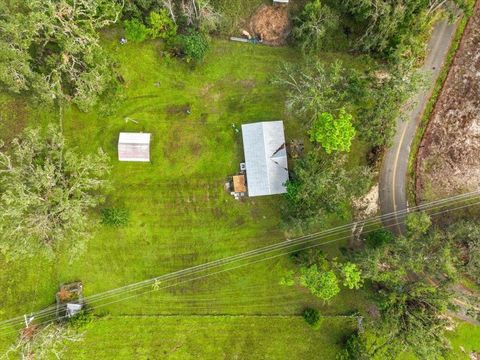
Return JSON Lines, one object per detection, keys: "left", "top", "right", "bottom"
{"left": 0, "top": 36, "right": 371, "bottom": 354}
{"left": 64, "top": 315, "right": 356, "bottom": 359}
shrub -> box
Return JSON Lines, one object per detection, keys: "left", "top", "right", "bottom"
{"left": 101, "top": 207, "right": 129, "bottom": 227}
{"left": 148, "top": 10, "right": 177, "bottom": 42}
{"left": 308, "top": 108, "right": 356, "bottom": 154}
{"left": 175, "top": 31, "right": 209, "bottom": 62}
{"left": 365, "top": 228, "right": 395, "bottom": 249}
{"left": 124, "top": 19, "right": 149, "bottom": 42}
{"left": 292, "top": 0, "right": 339, "bottom": 53}
{"left": 303, "top": 308, "right": 322, "bottom": 329}
{"left": 68, "top": 310, "right": 96, "bottom": 330}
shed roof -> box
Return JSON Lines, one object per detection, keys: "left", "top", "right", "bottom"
{"left": 118, "top": 132, "right": 151, "bottom": 162}
{"left": 241, "top": 121, "right": 289, "bottom": 197}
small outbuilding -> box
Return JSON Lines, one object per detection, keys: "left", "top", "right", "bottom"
{"left": 241, "top": 121, "right": 289, "bottom": 197}
{"left": 118, "top": 132, "right": 151, "bottom": 162}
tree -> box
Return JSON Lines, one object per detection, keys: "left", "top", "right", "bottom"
{"left": 0, "top": 0, "right": 121, "bottom": 111}
{"left": 6, "top": 323, "right": 83, "bottom": 360}
{"left": 300, "top": 265, "right": 340, "bottom": 301}
{"left": 148, "top": 10, "right": 177, "bottom": 42}
{"left": 340, "top": 262, "right": 363, "bottom": 290}
{"left": 368, "top": 282, "right": 451, "bottom": 359}
{"left": 352, "top": 216, "right": 456, "bottom": 358}
{"left": 354, "top": 60, "right": 424, "bottom": 147}
{"left": 175, "top": 30, "right": 209, "bottom": 62}
{"left": 284, "top": 150, "right": 372, "bottom": 230}
{"left": 308, "top": 108, "right": 356, "bottom": 154}
{"left": 292, "top": 0, "right": 339, "bottom": 53}
{"left": 449, "top": 220, "right": 480, "bottom": 284}
{"left": 405, "top": 211, "right": 432, "bottom": 237}
{"left": 0, "top": 125, "right": 110, "bottom": 261}
{"left": 273, "top": 61, "right": 356, "bottom": 124}
{"left": 364, "top": 228, "right": 395, "bottom": 249}
{"left": 342, "top": 0, "right": 466, "bottom": 60}
{"left": 124, "top": 18, "right": 150, "bottom": 42}
{"left": 303, "top": 307, "right": 322, "bottom": 329}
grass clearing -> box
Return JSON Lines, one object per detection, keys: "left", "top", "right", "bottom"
{"left": 0, "top": 34, "right": 371, "bottom": 354}
{"left": 64, "top": 315, "right": 356, "bottom": 359}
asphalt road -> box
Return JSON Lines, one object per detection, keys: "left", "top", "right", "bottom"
{"left": 378, "top": 19, "right": 458, "bottom": 234}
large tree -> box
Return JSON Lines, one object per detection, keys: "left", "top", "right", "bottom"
{"left": 352, "top": 213, "right": 456, "bottom": 359}
{"left": 342, "top": 0, "right": 468, "bottom": 60}
{"left": 308, "top": 108, "right": 356, "bottom": 154}
{"left": 284, "top": 150, "right": 372, "bottom": 230}
{"left": 0, "top": 125, "right": 110, "bottom": 261}
{"left": 292, "top": 0, "right": 339, "bottom": 53}
{"left": 0, "top": 0, "right": 122, "bottom": 111}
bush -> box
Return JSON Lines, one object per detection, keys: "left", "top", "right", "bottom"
{"left": 303, "top": 308, "right": 322, "bottom": 329}
{"left": 68, "top": 310, "right": 96, "bottom": 330}
{"left": 101, "top": 207, "right": 129, "bottom": 227}
{"left": 292, "top": 0, "right": 339, "bottom": 53}
{"left": 364, "top": 228, "right": 395, "bottom": 249}
{"left": 124, "top": 19, "right": 149, "bottom": 42}
{"left": 175, "top": 31, "right": 209, "bottom": 62}
{"left": 148, "top": 10, "right": 177, "bottom": 42}
{"left": 308, "top": 108, "right": 356, "bottom": 154}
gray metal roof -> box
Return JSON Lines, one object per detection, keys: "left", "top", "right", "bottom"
{"left": 241, "top": 121, "right": 289, "bottom": 197}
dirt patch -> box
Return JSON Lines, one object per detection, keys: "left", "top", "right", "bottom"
{"left": 189, "top": 141, "right": 202, "bottom": 156}
{"left": 0, "top": 97, "right": 28, "bottom": 145}
{"left": 247, "top": 4, "right": 291, "bottom": 46}
{"left": 416, "top": 2, "right": 480, "bottom": 201}
{"left": 353, "top": 184, "right": 379, "bottom": 220}
{"left": 165, "top": 103, "right": 191, "bottom": 116}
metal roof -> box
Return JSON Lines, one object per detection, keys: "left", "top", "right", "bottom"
{"left": 241, "top": 121, "right": 289, "bottom": 197}
{"left": 118, "top": 132, "right": 151, "bottom": 162}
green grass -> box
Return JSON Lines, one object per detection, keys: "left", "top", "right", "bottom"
{"left": 446, "top": 322, "right": 480, "bottom": 359}
{"left": 0, "top": 34, "right": 371, "bottom": 356}
{"left": 64, "top": 315, "right": 356, "bottom": 359}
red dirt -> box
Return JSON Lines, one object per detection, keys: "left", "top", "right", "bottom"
{"left": 247, "top": 4, "right": 291, "bottom": 46}
{"left": 416, "top": 1, "right": 480, "bottom": 201}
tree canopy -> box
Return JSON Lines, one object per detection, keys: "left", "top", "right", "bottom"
{"left": 0, "top": 125, "right": 110, "bottom": 261}
{"left": 292, "top": 0, "right": 339, "bottom": 53}
{"left": 284, "top": 150, "right": 372, "bottom": 230}
{"left": 0, "top": 0, "right": 121, "bottom": 111}
{"left": 308, "top": 108, "right": 356, "bottom": 154}
{"left": 352, "top": 213, "right": 457, "bottom": 359}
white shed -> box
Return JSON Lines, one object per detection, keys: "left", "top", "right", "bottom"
{"left": 273, "top": 0, "right": 289, "bottom": 3}
{"left": 118, "top": 132, "right": 151, "bottom": 162}
{"left": 241, "top": 121, "right": 289, "bottom": 197}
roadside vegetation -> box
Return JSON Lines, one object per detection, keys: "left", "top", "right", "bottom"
{"left": 0, "top": 0, "right": 478, "bottom": 359}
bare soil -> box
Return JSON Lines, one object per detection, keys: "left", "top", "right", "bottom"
{"left": 416, "top": 2, "right": 480, "bottom": 201}
{"left": 246, "top": 4, "right": 291, "bottom": 46}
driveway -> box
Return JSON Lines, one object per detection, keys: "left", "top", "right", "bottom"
{"left": 378, "top": 19, "right": 458, "bottom": 234}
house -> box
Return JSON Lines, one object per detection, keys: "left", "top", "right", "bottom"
{"left": 241, "top": 121, "right": 289, "bottom": 197}
{"left": 118, "top": 132, "right": 151, "bottom": 162}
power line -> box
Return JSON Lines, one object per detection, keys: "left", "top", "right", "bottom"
{"left": 0, "top": 191, "right": 478, "bottom": 334}
{"left": 0, "top": 190, "right": 477, "bottom": 332}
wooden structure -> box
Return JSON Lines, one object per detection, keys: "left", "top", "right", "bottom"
{"left": 55, "top": 282, "right": 84, "bottom": 319}
{"left": 233, "top": 175, "right": 246, "bottom": 193}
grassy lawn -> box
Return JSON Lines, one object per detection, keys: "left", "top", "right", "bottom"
{"left": 446, "top": 322, "right": 480, "bottom": 359}
{"left": 64, "top": 315, "right": 356, "bottom": 359}
{"left": 0, "top": 34, "right": 370, "bottom": 354}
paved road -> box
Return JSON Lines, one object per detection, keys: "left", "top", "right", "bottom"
{"left": 379, "top": 19, "right": 458, "bottom": 234}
